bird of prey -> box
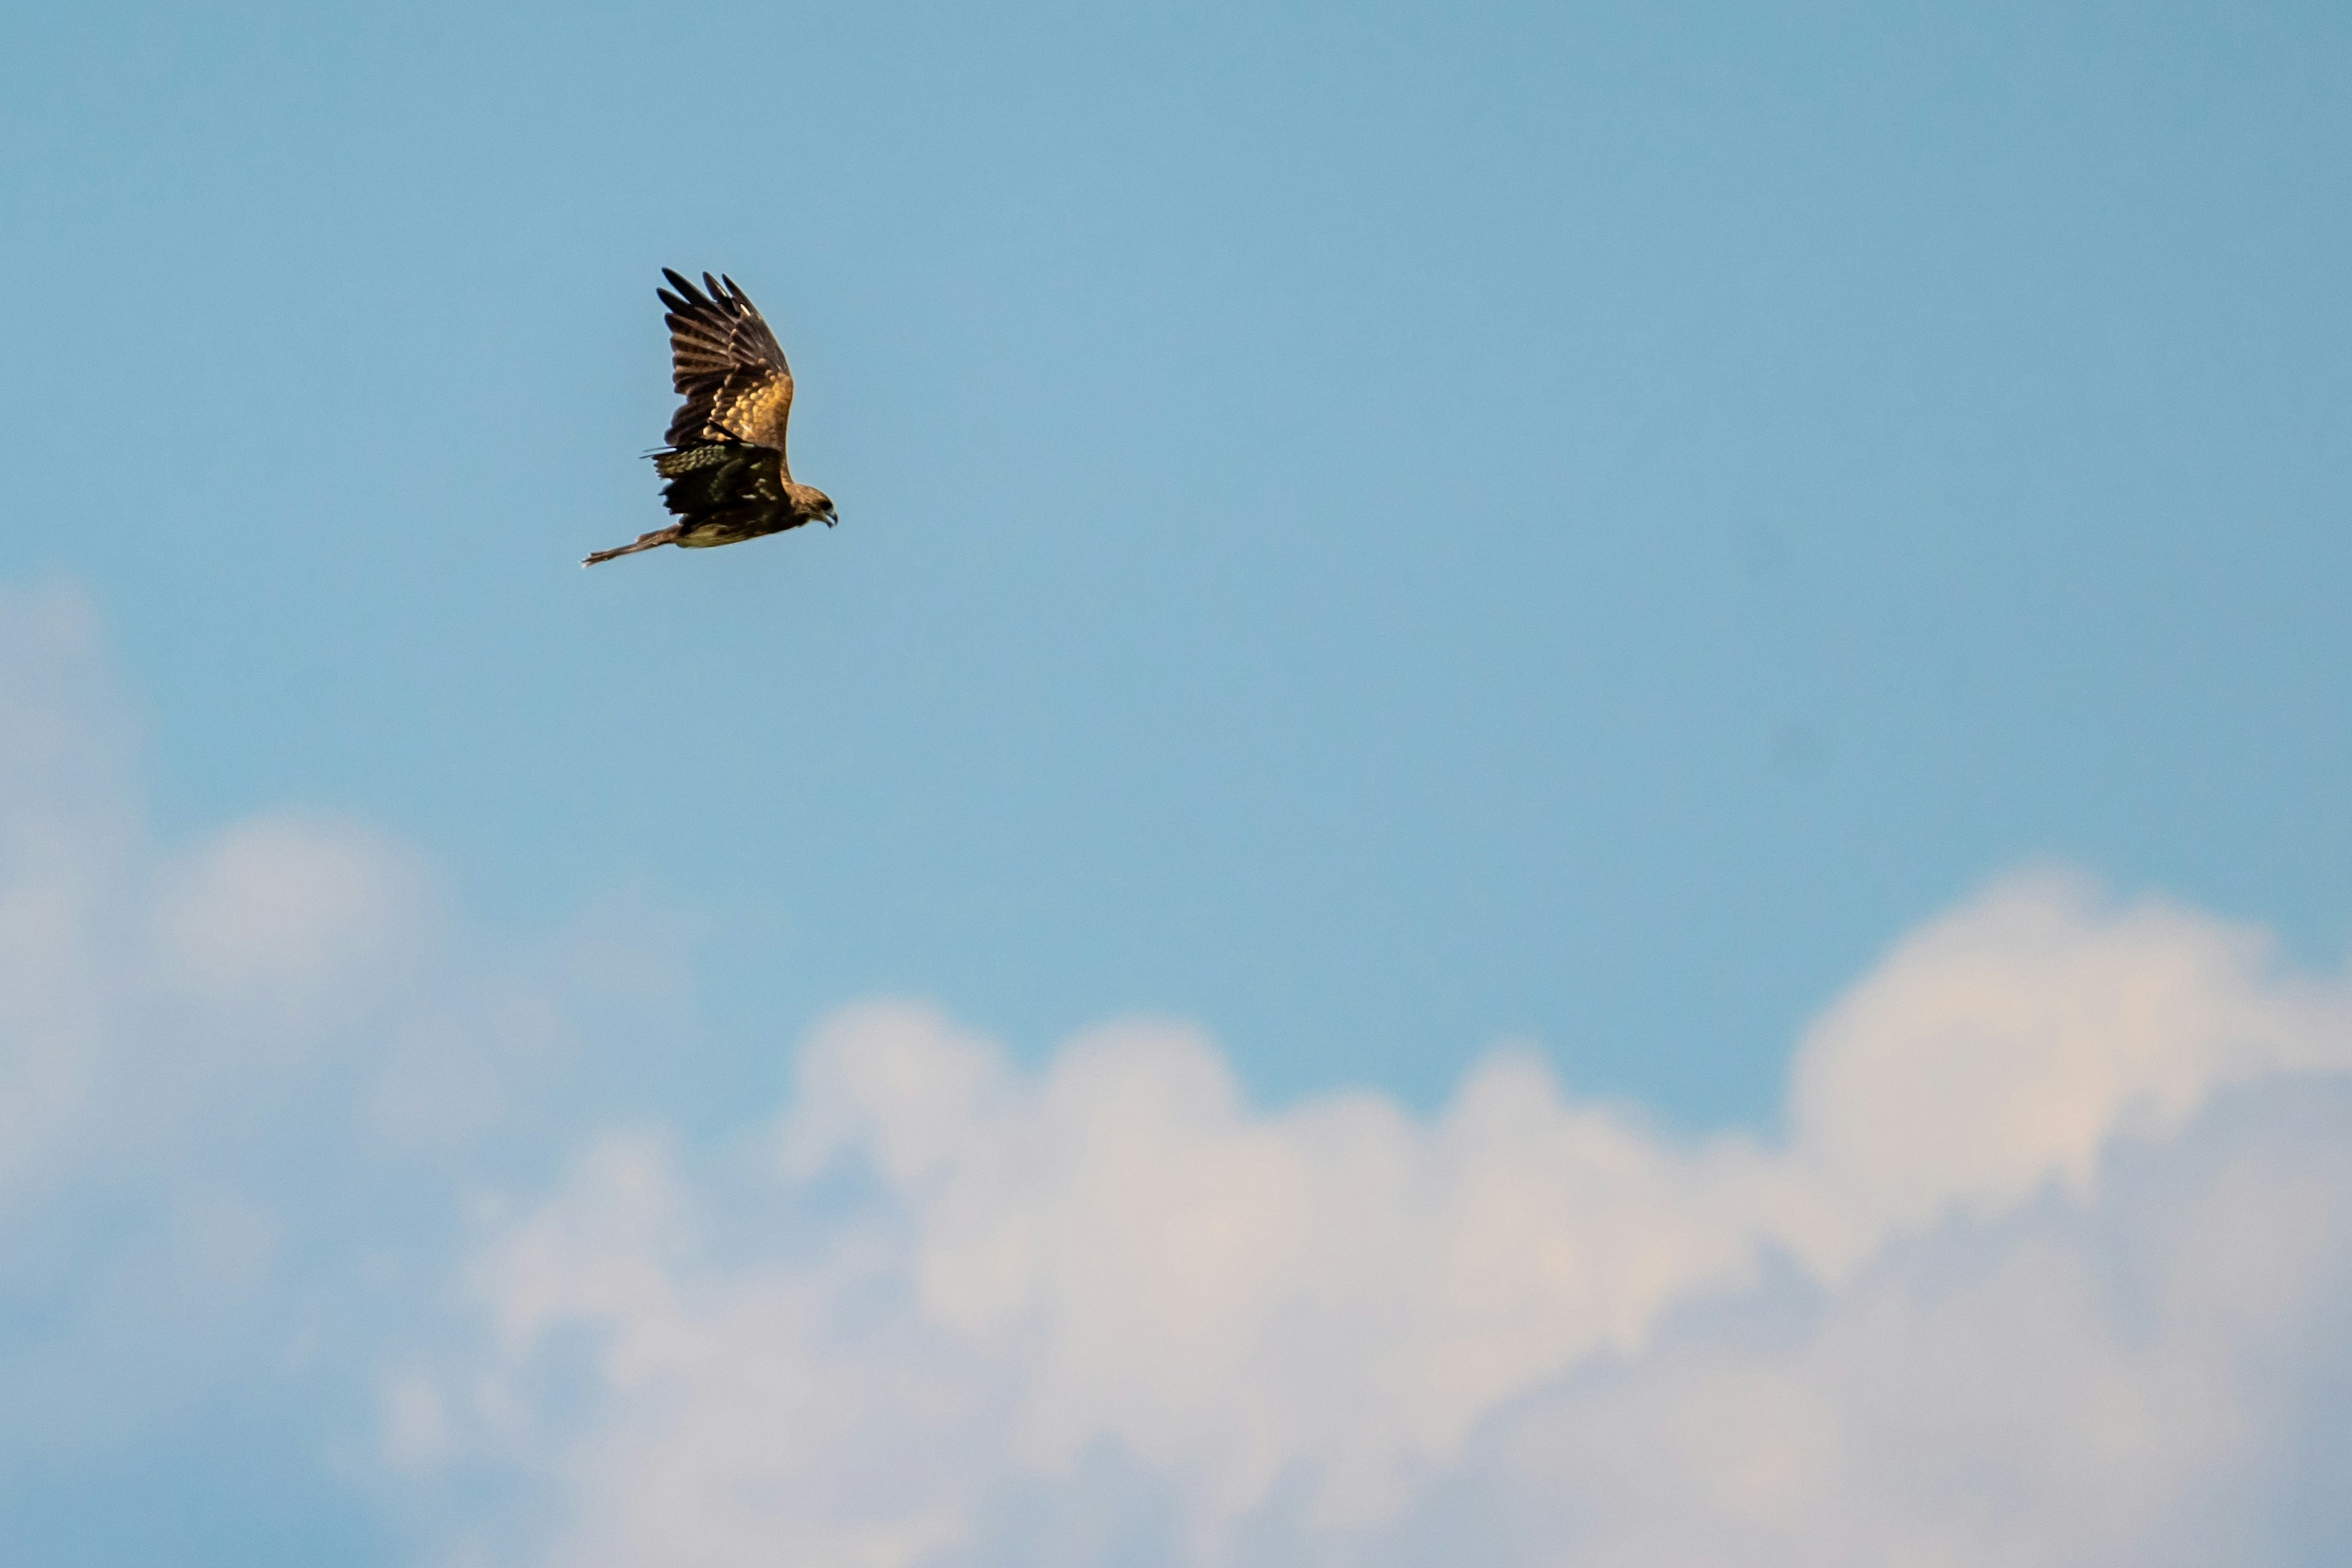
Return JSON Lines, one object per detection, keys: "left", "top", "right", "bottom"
{"left": 582, "top": 269, "right": 837, "bottom": 567}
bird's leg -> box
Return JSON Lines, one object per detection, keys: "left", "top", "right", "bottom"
{"left": 581, "top": 524, "right": 684, "bottom": 567}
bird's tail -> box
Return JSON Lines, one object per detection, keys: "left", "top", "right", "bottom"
{"left": 582, "top": 525, "right": 683, "bottom": 567}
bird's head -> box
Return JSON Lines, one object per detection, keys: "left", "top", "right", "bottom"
{"left": 812, "top": 489, "right": 839, "bottom": 527}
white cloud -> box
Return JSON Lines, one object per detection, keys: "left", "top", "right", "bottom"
{"left": 1381, "top": 1077, "right": 2352, "bottom": 1568}
{"left": 1776, "top": 870, "right": 2351, "bottom": 1278}
{"left": 0, "top": 586, "right": 593, "bottom": 1464}
{"left": 0, "top": 587, "right": 131, "bottom": 1220}
{"left": 6, "top": 583, "right": 2350, "bottom": 1566}
{"left": 151, "top": 811, "right": 433, "bottom": 1041}
{"left": 0, "top": 587, "right": 439, "bottom": 1224}
{"left": 413, "top": 883, "right": 2352, "bottom": 1568}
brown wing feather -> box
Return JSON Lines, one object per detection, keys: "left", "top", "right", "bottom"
{"left": 658, "top": 269, "right": 795, "bottom": 467}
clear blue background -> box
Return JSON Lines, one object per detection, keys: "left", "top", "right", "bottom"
{"left": 4, "top": 0, "right": 2348, "bottom": 1137}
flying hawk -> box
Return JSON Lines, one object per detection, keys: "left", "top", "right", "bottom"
{"left": 582, "top": 269, "right": 837, "bottom": 566}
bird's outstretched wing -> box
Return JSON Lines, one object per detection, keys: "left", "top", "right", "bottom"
{"left": 658, "top": 269, "right": 795, "bottom": 467}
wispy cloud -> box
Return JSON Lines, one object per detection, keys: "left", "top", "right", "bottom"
{"left": 0, "top": 585, "right": 651, "bottom": 1469}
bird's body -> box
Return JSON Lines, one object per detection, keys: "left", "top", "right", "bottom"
{"left": 583, "top": 269, "right": 836, "bottom": 567}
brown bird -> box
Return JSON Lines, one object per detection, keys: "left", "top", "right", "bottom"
{"left": 583, "top": 269, "right": 837, "bottom": 567}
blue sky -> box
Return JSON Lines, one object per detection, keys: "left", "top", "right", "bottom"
{"left": 6, "top": 0, "right": 2347, "bottom": 1124}
{"left": 3, "top": 3, "right": 2351, "bottom": 1564}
